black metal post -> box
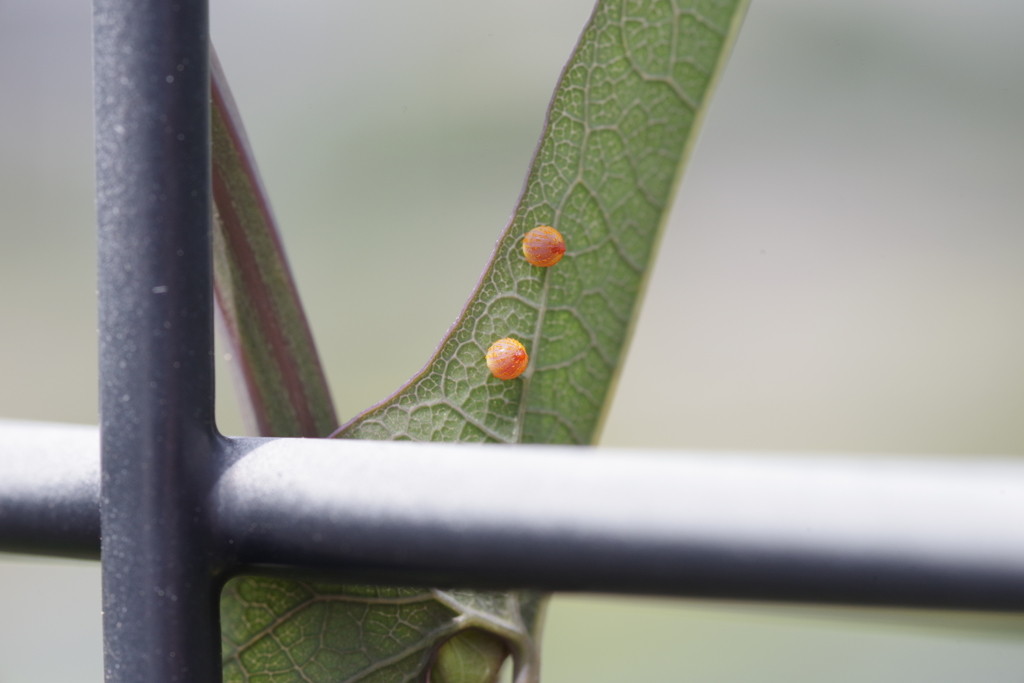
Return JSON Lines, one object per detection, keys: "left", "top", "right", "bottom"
{"left": 94, "top": 0, "right": 220, "bottom": 680}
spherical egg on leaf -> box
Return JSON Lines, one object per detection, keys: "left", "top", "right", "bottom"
{"left": 485, "top": 337, "right": 528, "bottom": 380}
{"left": 522, "top": 226, "right": 565, "bottom": 267}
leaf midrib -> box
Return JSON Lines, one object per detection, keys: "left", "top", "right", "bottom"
{"left": 514, "top": 265, "right": 551, "bottom": 444}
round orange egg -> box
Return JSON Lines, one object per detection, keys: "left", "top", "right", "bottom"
{"left": 522, "top": 226, "right": 565, "bottom": 267}
{"left": 485, "top": 337, "right": 528, "bottom": 380}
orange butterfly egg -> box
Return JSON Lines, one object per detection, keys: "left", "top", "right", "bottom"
{"left": 522, "top": 226, "right": 565, "bottom": 267}
{"left": 485, "top": 337, "right": 528, "bottom": 380}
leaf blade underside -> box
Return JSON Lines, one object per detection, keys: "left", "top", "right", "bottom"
{"left": 221, "top": 583, "right": 544, "bottom": 683}
{"left": 337, "top": 0, "right": 748, "bottom": 447}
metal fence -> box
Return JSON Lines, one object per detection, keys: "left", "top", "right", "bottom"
{"left": 2, "top": 0, "right": 1023, "bottom": 681}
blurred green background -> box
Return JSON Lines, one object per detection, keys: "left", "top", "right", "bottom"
{"left": 3, "top": 0, "right": 1024, "bottom": 680}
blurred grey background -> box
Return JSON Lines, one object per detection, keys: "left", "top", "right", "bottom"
{"left": 2, "top": 0, "right": 1024, "bottom": 680}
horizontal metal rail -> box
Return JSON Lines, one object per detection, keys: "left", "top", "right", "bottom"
{"left": 0, "top": 421, "right": 99, "bottom": 558}
{"left": 3, "top": 418, "right": 1024, "bottom": 611}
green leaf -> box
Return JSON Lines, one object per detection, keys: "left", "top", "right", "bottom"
{"left": 214, "top": 0, "right": 747, "bottom": 680}
{"left": 211, "top": 49, "right": 338, "bottom": 440}
{"left": 221, "top": 581, "right": 544, "bottom": 683}
{"left": 337, "top": 0, "right": 748, "bottom": 447}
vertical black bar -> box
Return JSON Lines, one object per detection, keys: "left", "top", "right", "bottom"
{"left": 94, "top": 0, "right": 220, "bottom": 681}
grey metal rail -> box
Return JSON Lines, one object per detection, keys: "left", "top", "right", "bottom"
{"left": 0, "top": 421, "right": 99, "bottom": 559}
{"left": 4, "top": 419, "right": 1024, "bottom": 611}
